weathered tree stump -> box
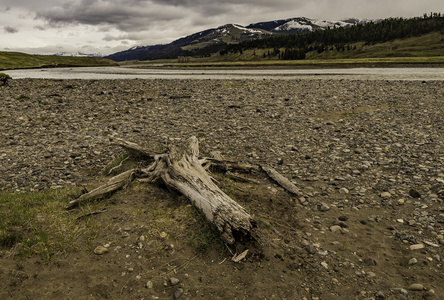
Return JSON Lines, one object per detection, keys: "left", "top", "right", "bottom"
{"left": 68, "top": 136, "right": 301, "bottom": 245}
{"left": 140, "top": 137, "right": 254, "bottom": 244}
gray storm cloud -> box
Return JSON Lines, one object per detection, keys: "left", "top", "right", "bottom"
{"left": 35, "top": 0, "right": 194, "bottom": 32}
{"left": 4, "top": 26, "right": 19, "bottom": 33}
{"left": 33, "top": 0, "right": 302, "bottom": 32}
{"left": 1, "top": 0, "right": 442, "bottom": 55}
{"left": 24, "top": 0, "right": 444, "bottom": 33}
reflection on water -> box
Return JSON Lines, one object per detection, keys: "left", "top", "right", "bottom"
{"left": 4, "top": 66, "right": 444, "bottom": 81}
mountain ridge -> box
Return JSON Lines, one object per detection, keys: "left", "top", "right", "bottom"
{"left": 105, "top": 17, "right": 368, "bottom": 61}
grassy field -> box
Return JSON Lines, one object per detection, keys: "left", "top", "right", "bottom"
{"left": 123, "top": 56, "right": 444, "bottom": 69}
{"left": 124, "top": 31, "right": 444, "bottom": 67}
{"left": 307, "top": 32, "right": 444, "bottom": 59}
{"left": 0, "top": 188, "right": 100, "bottom": 262}
{"left": 0, "top": 51, "right": 118, "bottom": 71}
{"left": 1, "top": 32, "right": 443, "bottom": 71}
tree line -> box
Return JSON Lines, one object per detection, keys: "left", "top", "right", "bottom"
{"left": 220, "top": 13, "right": 444, "bottom": 60}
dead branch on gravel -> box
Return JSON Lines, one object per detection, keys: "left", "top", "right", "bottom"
{"left": 67, "top": 136, "right": 301, "bottom": 245}
{"left": 261, "top": 166, "right": 302, "bottom": 195}
{"left": 66, "top": 169, "right": 136, "bottom": 209}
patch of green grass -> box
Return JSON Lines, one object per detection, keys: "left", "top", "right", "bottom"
{"left": 0, "top": 188, "right": 94, "bottom": 262}
{"left": 187, "top": 226, "right": 219, "bottom": 252}
{"left": 16, "top": 94, "right": 30, "bottom": 100}
{"left": 33, "top": 83, "right": 51, "bottom": 89}
{"left": 256, "top": 218, "right": 272, "bottom": 229}
{"left": 224, "top": 82, "right": 244, "bottom": 88}
{"left": 0, "top": 51, "right": 118, "bottom": 70}
{"left": 36, "top": 116, "right": 49, "bottom": 122}
{"left": 0, "top": 72, "right": 11, "bottom": 85}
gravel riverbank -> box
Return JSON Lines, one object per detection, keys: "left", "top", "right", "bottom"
{"left": 1, "top": 79, "right": 443, "bottom": 193}
{"left": 1, "top": 78, "right": 443, "bottom": 299}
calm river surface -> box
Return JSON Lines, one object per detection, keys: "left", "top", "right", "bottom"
{"left": 5, "top": 66, "right": 444, "bottom": 81}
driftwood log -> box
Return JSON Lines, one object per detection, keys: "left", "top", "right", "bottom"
{"left": 67, "top": 136, "right": 301, "bottom": 245}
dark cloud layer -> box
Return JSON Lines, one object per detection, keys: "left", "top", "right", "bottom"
{"left": 32, "top": 0, "right": 444, "bottom": 35}
{"left": 1, "top": 0, "right": 443, "bottom": 54}
{"left": 4, "top": 26, "right": 18, "bottom": 33}
{"left": 33, "top": 0, "right": 308, "bottom": 33}
{"left": 35, "top": 0, "right": 191, "bottom": 32}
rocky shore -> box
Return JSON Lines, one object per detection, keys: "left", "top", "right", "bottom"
{"left": 1, "top": 78, "right": 443, "bottom": 299}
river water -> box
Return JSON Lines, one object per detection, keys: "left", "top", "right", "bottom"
{"left": 4, "top": 66, "right": 444, "bottom": 81}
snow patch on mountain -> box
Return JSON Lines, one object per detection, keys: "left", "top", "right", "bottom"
{"left": 270, "top": 17, "right": 367, "bottom": 32}
{"left": 275, "top": 20, "right": 312, "bottom": 31}
{"left": 232, "top": 24, "right": 263, "bottom": 34}
{"left": 54, "top": 52, "right": 103, "bottom": 57}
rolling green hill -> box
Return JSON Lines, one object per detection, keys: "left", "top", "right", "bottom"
{"left": 0, "top": 52, "right": 118, "bottom": 71}
{"left": 212, "top": 31, "right": 444, "bottom": 62}
{"left": 220, "top": 14, "right": 444, "bottom": 62}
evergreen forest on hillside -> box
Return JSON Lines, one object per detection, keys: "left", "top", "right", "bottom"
{"left": 220, "top": 13, "right": 444, "bottom": 60}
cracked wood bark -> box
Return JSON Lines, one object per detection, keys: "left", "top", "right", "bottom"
{"left": 142, "top": 137, "right": 254, "bottom": 244}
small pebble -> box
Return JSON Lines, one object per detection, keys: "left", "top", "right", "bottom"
{"left": 364, "top": 257, "right": 377, "bottom": 266}
{"left": 319, "top": 203, "right": 330, "bottom": 212}
{"left": 339, "top": 187, "right": 349, "bottom": 194}
{"left": 93, "top": 246, "right": 109, "bottom": 255}
{"left": 375, "top": 291, "right": 385, "bottom": 299}
{"left": 174, "top": 288, "right": 184, "bottom": 299}
{"left": 408, "top": 283, "right": 424, "bottom": 291}
{"left": 338, "top": 216, "right": 349, "bottom": 221}
{"left": 305, "top": 244, "right": 317, "bottom": 254}
{"left": 409, "top": 189, "right": 421, "bottom": 198}
{"left": 399, "top": 289, "right": 408, "bottom": 296}
{"left": 367, "top": 272, "right": 376, "bottom": 278}
{"left": 380, "top": 192, "right": 391, "bottom": 198}
{"left": 330, "top": 225, "right": 342, "bottom": 233}
{"left": 410, "top": 244, "right": 424, "bottom": 250}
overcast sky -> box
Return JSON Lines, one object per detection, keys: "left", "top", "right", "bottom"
{"left": 1, "top": 0, "right": 443, "bottom": 55}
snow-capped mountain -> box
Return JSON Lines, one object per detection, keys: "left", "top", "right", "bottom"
{"left": 106, "top": 17, "right": 370, "bottom": 61}
{"left": 247, "top": 17, "right": 368, "bottom": 33}
{"left": 53, "top": 52, "right": 104, "bottom": 57}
